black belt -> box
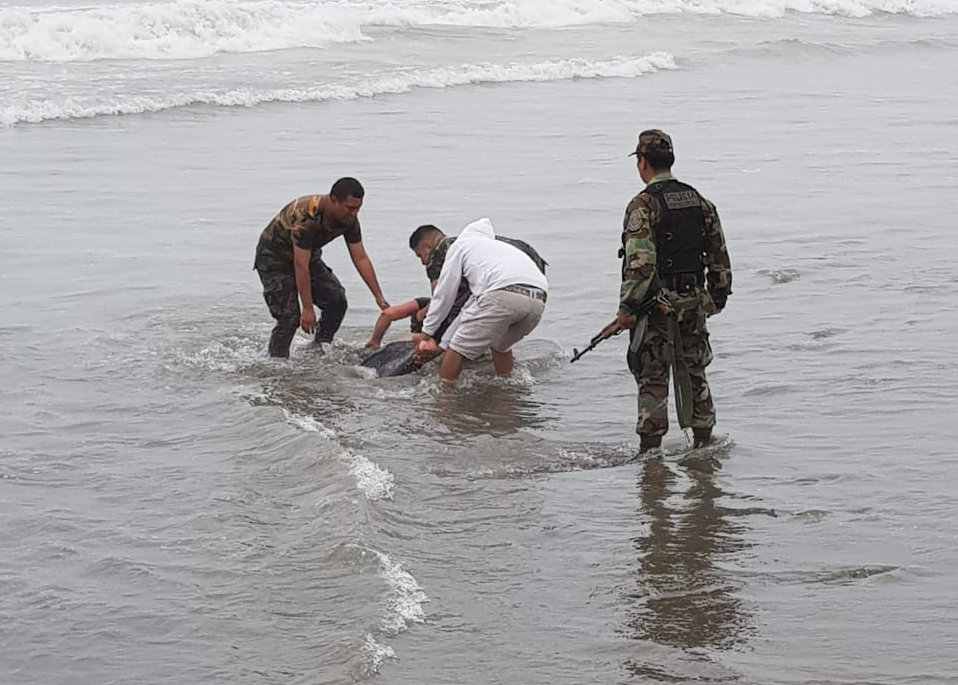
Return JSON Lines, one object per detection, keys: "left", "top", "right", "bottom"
{"left": 661, "top": 272, "right": 703, "bottom": 294}
{"left": 499, "top": 284, "right": 547, "bottom": 302}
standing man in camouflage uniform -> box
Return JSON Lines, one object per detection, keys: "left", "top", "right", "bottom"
{"left": 253, "top": 177, "right": 389, "bottom": 358}
{"left": 616, "top": 130, "right": 732, "bottom": 452}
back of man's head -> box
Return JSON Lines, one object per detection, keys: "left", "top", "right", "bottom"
{"left": 408, "top": 224, "right": 444, "bottom": 251}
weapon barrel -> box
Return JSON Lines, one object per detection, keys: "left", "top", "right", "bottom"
{"left": 570, "top": 319, "right": 621, "bottom": 364}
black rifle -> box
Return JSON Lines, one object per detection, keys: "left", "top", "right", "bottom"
{"left": 570, "top": 319, "right": 624, "bottom": 363}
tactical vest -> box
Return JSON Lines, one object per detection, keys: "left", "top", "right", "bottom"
{"left": 644, "top": 179, "right": 706, "bottom": 290}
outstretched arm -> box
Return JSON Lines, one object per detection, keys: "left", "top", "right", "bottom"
{"left": 366, "top": 300, "right": 421, "bottom": 348}
{"left": 347, "top": 240, "right": 389, "bottom": 310}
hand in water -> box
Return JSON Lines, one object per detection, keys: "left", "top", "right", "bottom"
{"left": 414, "top": 337, "right": 439, "bottom": 363}
{"left": 301, "top": 308, "right": 316, "bottom": 334}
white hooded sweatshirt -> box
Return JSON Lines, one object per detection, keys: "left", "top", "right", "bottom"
{"left": 421, "top": 218, "right": 548, "bottom": 338}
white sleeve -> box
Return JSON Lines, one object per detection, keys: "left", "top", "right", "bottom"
{"left": 421, "top": 241, "right": 465, "bottom": 337}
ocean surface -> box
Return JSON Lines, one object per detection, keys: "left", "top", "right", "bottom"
{"left": 2, "top": 1, "right": 958, "bottom": 683}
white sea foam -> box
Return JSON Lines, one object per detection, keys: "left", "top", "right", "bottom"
{"left": 374, "top": 550, "right": 427, "bottom": 635}
{"left": 360, "top": 634, "right": 396, "bottom": 677}
{"left": 282, "top": 409, "right": 395, "bottom": 501}
{"left": 168, "top": 337, "right": 278, "bottom": 374}
{"left": 281, "top": 409, "right": 337, "bottom": 439}
{"left": 342, "top": 450, "right": 396, "bottom": 501}
{"left": 1, "top": 52, "right": 677, "bottom": 124}
{"left": 365, "top": 0, "right": 958, "bottom": 25}
{"left": 0, "top": 0, "right": 366, "bottom": 62}
{"left": 1, "top": 0, "right": 952, "bottom": 64}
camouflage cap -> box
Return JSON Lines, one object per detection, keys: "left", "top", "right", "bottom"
{"left": 628, "top": 129, "right": 673, "bottom": 157}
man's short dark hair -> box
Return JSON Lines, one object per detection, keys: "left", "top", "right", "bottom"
{"left": 408, "top": 224, "right": 444, "bottom": 250}
{"left": 642, "top": 149, "right": 675, "bottom": 171}
{"left": 330, "top": 177, "right": 364, "bottom": 201}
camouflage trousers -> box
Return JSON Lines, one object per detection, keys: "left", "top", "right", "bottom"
{"left": 254, "top": 249, "right": 347, "bottom": 358}
{"left": 626, "top": 304, "right": 715, "bottom": 439}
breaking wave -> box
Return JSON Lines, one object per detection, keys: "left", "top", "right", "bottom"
{"left": 1, "top": 0, "right": 953, "bottom": 63}
{"left": 1, "top": 51, "right": 677, "bottom": 124}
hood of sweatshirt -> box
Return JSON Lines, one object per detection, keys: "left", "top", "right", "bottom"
{"left": 459, "top": 217, "right": 496, "bottom": 240}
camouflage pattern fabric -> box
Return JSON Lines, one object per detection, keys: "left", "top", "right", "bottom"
{"left": 425, "top": 237, "right": 472, "bottom": 336}
{"left": 256, "top": 254, "right": 347, "bottom": 357}
{"left": 257, "top": 195, "right": 362, "bottom": 269}
{"left": 629, "top": 129, "right": 673, "bottom": 157}
{"left": 620, "top": 172, "right": 731, "bottom": 439}
{"left": 619, "top": 173, "right": 731, "bottom": 317}
{"left": 627, "top": 304, "right": 715, "bottom": 438}
{"left": 253, "top": 195, "right": 362, "bottom": 356}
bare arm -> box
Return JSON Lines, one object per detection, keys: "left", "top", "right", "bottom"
{"left": 294, "top": 245, "right": 316, "bottom": 333}
{"left": 366, "top": 300, "right": 420, "bottom": 347}
{"left": 347, "top": 240, "right": 388, "bottom": 310}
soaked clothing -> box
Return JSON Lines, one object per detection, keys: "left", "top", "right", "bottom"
{"left": 254, "top": 195, "right": 361, "bottom": 357}
{"left": 256, "top": 258, "right": 346, "bottom": 357}
{"left": 620, "top": 172, "right": 732, "bottom": 439}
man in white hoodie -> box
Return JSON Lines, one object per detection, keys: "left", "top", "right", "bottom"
{"left": 413, "top": 218, "right": 548, "bottom": 383}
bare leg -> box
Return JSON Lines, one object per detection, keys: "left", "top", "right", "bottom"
{"left": 439, "top": 349, "right": 465, "bottom": 384}
{"left": 491, "top": 349, "right": 514, "bottom": 376}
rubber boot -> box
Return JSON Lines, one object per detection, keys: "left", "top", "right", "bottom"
{"left": 639, "top": 434, "right": 662, "bottom": 454}
{"left": 692, "top": 427, "right": 712, "bottom": 449}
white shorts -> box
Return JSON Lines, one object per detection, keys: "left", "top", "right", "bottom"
{"left": 447, "top": 288, "right": 545, "bottom": 361}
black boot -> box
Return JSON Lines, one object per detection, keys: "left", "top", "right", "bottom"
{"left": 268, "top": 325, "right": 296, "bottom": 358}
{"left": 692, "top": 428, "right": 712, "bottom": 449}
{"left": 639, "top": 434, "right": 662, "bottom": 454}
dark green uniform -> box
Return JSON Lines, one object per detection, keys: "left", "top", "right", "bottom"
{"left": 253, "top": 195, "right": 362, "bottom": 357}
{"left": 620, "top": 172, "right": 732, "bottom": 442}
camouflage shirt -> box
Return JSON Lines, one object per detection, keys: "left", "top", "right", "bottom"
{"left": 425, "top": 236, "right": 457, "bottom": 282}
{"left": 257, "top": 195, "right": 362, "bottom": 268}
{"left": 620, "top": 172, "right": 732, "bottom": 316}
{"left": 425, "top": 237, "right": 472, "bottom": 308}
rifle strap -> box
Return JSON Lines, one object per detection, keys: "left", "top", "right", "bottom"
{"left": 668, "top": 316, "right": 694, "bottom": 429}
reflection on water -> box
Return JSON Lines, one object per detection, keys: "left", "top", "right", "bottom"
{"left": 624, "top": 456, "right": 756, "bottom": 679}
{"left": 431, "top": 380, "right": 554, "bottom": 438}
